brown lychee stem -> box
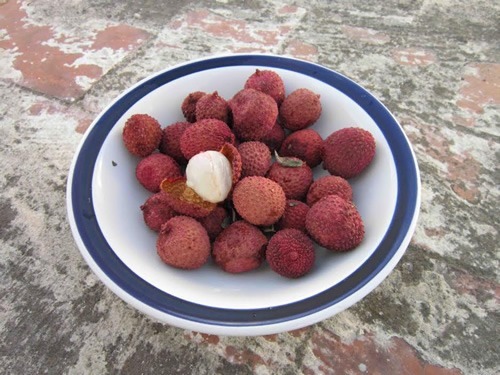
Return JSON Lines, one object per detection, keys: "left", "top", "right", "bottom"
{"left": 274, "top": 150, "right": 304, "bottom": 167}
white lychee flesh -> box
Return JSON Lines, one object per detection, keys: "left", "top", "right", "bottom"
{"left": 185, "top": 150, "right": 232, "bottom": 203}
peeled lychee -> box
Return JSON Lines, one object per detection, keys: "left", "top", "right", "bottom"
{"left": 237, "top": 141, "right": 272, "bottom": 177}
{"left": 322, "top": 127, "right": 376, "bottom": 179}
{"left": 244, "top": 69, "right": 286, "bottom": 105}
{"left": 306, "top": 175, "right": 353, "bottom": 206}
{"left": 276, "top": 200, "right": 309, "bottom": 232}
{"left": 156, "top": 216, "right": 210, "bottom": 270}
{"left": 180, "top": 118, "right": 235, "bottom": 160}
{"left": 229, "top": 88, "right": 278, "bottom": 141}
{"left": 135, "top": 153, "right": 182, "bottom": 193}
{"left": 140, "top": 192, "right": 177, "bottom": 232}
{"left": 181, "top": 91, "right": 206, "bottom": 122}
{"left": 279, "top": 88, "right": 322, "bottom": 131}
{"left": 279, "top": 129, "right": 323, "bottom": 168}
{"left": 266, "top": 156, "right": 313, "bottom": 201}
{"left": 122, "top": 114, "right": 162, "bottom": 157}
{"left": 266, "top": 229, "right": 315, "bottom": 278}
{"left": 195, "top": 91, "right": 230, "bottom": 123}
{"left": 159, "top": 121, "right": 192, "bottom": 165}
{"left": 212, "top": 220, "right": 267, "bottom": 273}
{"left": 232, "top": 176, "right": 286, "bottom": 226}
{"left": 305, "top": 195, "right": 364, "bottom": 252}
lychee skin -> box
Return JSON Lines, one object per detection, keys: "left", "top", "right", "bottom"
{"left": 140, "top": 192, "right": 177, "bottom": 232}
{"left": 232, "top": 176, "right": 286, "bottom": 226}
{"left": 266, "top": 159, "right": 313, "bottom": 201}
{"left": 135, "top": 153, "right": 182, "bottom": 193}
{"left": 156, "top": 216, "right": 210, "bottom": 270}
{"left": 322, "top": 127, "right": 376, "bottom": 179}
{"left": 279, "top": 129, "right": 323, "bottom": 168}
{"left": 266, "top": 229, "right": 315, "bottom": 278}
{"left": 159, "top": 121, "right": 192, "bottom": 165}
{"left": 305, "top": 195, "right": 364, "bottom": 252}
{"left": 276, "top": 200, "right": 309, "bottom": 232}
{"left": 195, "top": 91, "right": 230, "bottom": 124}
{"left": 180, "top": 118, "right": 235, "bottom": 160}
{"left": 237, "top": 141, "right": 272, "bottom": 177}
{"left": 279, "top": 88, "right": 322, "bottom": 131}
{"left": 244, "top": 69, "right": 286, "bottom": 105}
{"left": 122, "top": 114, "right": 162, "bottom": 157}
{"left": 181, "top": 91, "right": 206, "bottom": 123}
{"left": 306, "top": 175, "right": 353, "bottom": 207}
{"left": 198, "top": 205, "right": 228, "bottom": 241}
{"left": 212, "top": 221, "right": 268, "bottom": 273}
{"left": 261, "top": 121, "right": 285, "bottom": 151}
{"left": 229, "top": 88, "right": 278, "bottom": 141}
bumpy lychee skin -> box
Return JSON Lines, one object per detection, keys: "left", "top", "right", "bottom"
{"left": 135, "top": 153, "right": 182, "bottom": 193}
{"left": 305, "top": 195, "right": 364, "bottom": 252}
{"left": 212, "top": 221, "right": 268, "bottom": 273}
{"left": 279, "top": 88, "right": 322, "bottom": 131}
{"left": 195, "top": 91, "right": 230, "bottom": 123}
{"left": 198, "top": 205, "right": 228, "bottom": 240}
{"left": 122, "top": 114, "right": 162, "bottom": 157}
{"left": 279, "top": 129, "right": 323, "bottom": 168}
{"left": 244, "top": 69, "right": 286, "bottom": 105}
{"left": 159, "top": 121, "right": 192, "bottom": 165}
{"left": 322, "top": 127, "right": 376, "bottom": 179}
{"left": 306, "top": 175, "right": 353, "bottom": 206}
{"left": 156, "top": 216, "right": 210, "bottom": 270}
{"left": 276, "top": 200, "right": 310, "bottom": 232}
{"left": 261, "top": 121, "right": 285, "bottom": 151}
{"left": 180, "top": 118, "right": 235, "bottom": 160}
{"left": 232, "top": 176, "right": 286, "bottom": 226}
{"left": 181, "top": 91, "right": 206, "bottom": 122}
{"left": 266, "top": 229, "right": 315, "bottom": 278}
{"left": 237, "top": 141, "right": 272, "bottom": 177}
{"left": 266, "top": 157, "right": 313, "bottom": 201}
{"left": 140, "top": 192, "right": 177, "bottom": 232}
{"left": 229, "top": 88, "right": 278, "bottom": 141}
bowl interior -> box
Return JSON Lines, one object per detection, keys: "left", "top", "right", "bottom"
{"left": 91, "top": 65, "right": 398, "bottom": 310}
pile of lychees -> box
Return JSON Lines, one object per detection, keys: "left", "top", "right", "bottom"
{"left": 122, "top": 69, "right": 376, "bottom": 279}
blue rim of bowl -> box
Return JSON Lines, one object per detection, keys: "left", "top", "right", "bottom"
{"left": 70, "top": 54, "right": 419, "bottom": 327}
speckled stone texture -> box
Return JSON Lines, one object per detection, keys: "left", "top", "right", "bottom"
{"left": 1, "top": 0, "right": 498, "bottom": 374}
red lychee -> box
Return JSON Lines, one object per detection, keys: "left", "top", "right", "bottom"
{"left": 279, "top": 88, "right": 322, "bottom": 131}
{"left": 135, "top": 153, "right": 182, "bottom": 193}
{"left": 322, "top": 127, "right": 376, "bottom": 179}
{"left": 212, "top": 221, "right": 268, "bottom": 273}
{"left": 266, "top": 229, "right": 315, "bottom": 278}
{"left": 232, "top": 176, "right": 286, "bottom": 226}
{"left": 279, "top": 129, "right": 323, "bottom": 168}
{"left": 159, "top": 121, "right": 192, "bottom": 165}
{"left": 306, "top": 175, "right": 353, "bottom": 206}
{"left": 305, "top": 195, "right": 364, "bottom": 252}
{"left": 122, "top": 114, "right": 162, "bottom": 157}
{"left": 198, "top": 205, "right": 228, "bottom": 241}
{"left": 244, "top": 69, "right": 286, "bottom": 105}
{"left": 156, "top": 216, "right": 210, "bottom": 270}
{"left": 266, "top": 156, "right": 313, "bottom": 201}
{"left": 276, "top": 200, "right": 310, "bottom": 232}
{"left": 140, "top": 192, "right": 177, "bottom": 232}
{"left": 229, "top": 88, "right": 278, "bottom": 141}
{"left": 261, "top": 121, "right": 286, "bottom": 151}
{"left": 180, "top": 118, "right": 235, "bottom": 160}
{"left": 195, "top": 91, "right": 230, "bottom": 123}
{"left": 237, "top": 141, "right": 272, "bottom": 177}
{"left": 181, "top": 91, "right": 206, "bottom": 122}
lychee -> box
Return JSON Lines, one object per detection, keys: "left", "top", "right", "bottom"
{"left": 135, "top": 153, "right": 182, "bottom": 193}
{"left": 140, "top": 192, "right": 177, "bottom": 232}
{"left": 237, "top": 141, "right": 272, "bottom": 177}
{"left": 279, "top": 88, "right": 322, "bottom": 131}
{"left": 261, "top": 121, "right": 286, "bottom": 151}
{"left": 322, "top": 127, "right": 376, "bottom": 179}
{"left": 279, "top": 129, "right": 323, "bottom": 168}
{"left": 156, "top": 216, "right": 210, "bottom": 270}
{"left": 305, "top": 195, "right": 364, "bottom": 252}
{"left": 266, "top": 229, "right": 315, "bottom": 278}
{"left": 244, "top": 69, "right": 286, "bottom": 105}
{"left": 212, "top": 220, "right": 268, "bottom": 273}
{"left": 306, "top": 175, "right": 353, "bottom": 206}
{"left": 122, "top": 114, "right": 162, "bottom": 157}
{"left": 159, "top": 121, "right": 192, "bottom": 165}
{"left": 276, "top": 200, "right": 309, "bottom": 232}
{"left": 198, "top": 205, "right": 228, "bottom": 241}
{"left": 232, "top": 176, "right": 286, "bottom": 226}
{"left": 229, "top": 88, "right": 278, "bottom": 141}
{"left": 195, "top": 91, "right": 230, "bottom": 123}
{"left": 181, "top": 91, "right": 206, "bottom": 122}
{"left": 266, "top": 155, "right": 313, "bottom": 201}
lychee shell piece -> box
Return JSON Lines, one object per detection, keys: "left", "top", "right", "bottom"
{"left": 160, "top": 178, "right": 216, "bottom": 218}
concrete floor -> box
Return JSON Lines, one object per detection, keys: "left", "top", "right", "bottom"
{"left": 0, "top": 0, "right": 498, "bottom": 374}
